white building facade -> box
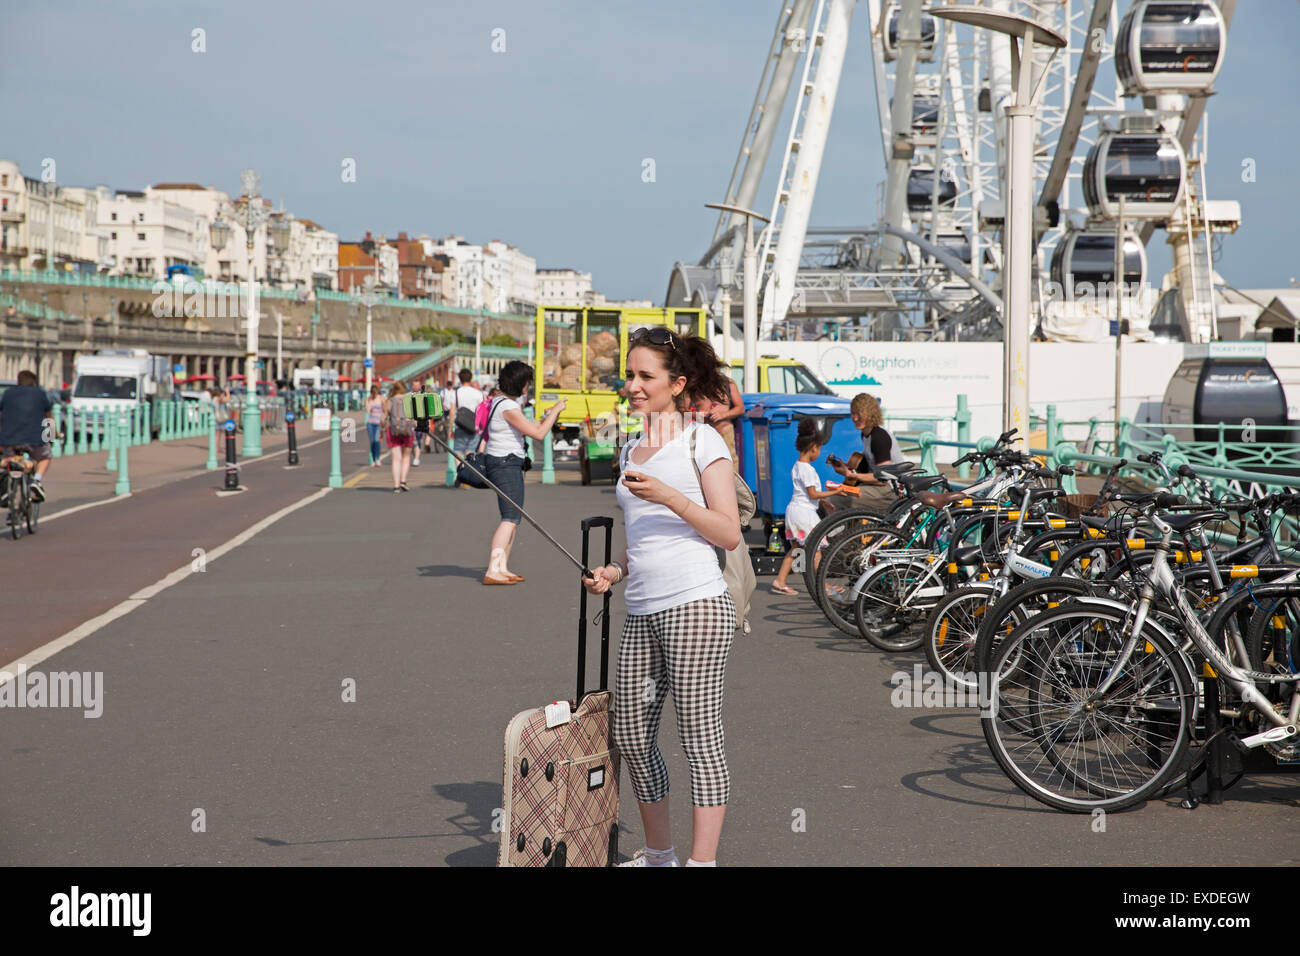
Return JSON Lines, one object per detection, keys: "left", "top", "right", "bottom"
{"left": 537, "top": 268, "right": 593, "bottom": 306}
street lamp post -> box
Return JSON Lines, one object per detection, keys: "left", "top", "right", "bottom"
{"left": 930, "top": 7, "right": 1065, "bottom": 451}
{"left": 705, "top": 202, "right": 769, "bottom": 393}
{"left": 229, "top": 170, "right": 271, "bottom": 456}
{"left": 351, "top": 275, "right": 382, "bottom": 393}
{"left": 473, "top": 311, "right": 486, "bottom": 382}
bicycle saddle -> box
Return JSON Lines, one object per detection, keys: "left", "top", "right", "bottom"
{"left": 900, "top": 473, "right": 945, "bottom": 491}
{"left": 917, "top": 490, "right": 967, "bottom": 509}
{"left": 1160, "top": 510, "right": 1228, "bottom": 533}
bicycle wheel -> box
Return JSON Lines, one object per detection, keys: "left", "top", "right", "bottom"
{"left": 8, "top": 479, "right": 22, "bottom": 541}
{"left": 853, "top": 558, "right": 932, "bottom": 651}
{"left": 923, "top": 584, "right": 997, "bottom": 689}
{"left": 25, "top": 486, "right": 38, "bottom": 534}
{"left": 814, "top": 523, "right": 910, "bottom": 636}
{"left": 982, "top": 603, "right": 1195, "bottom": 812}
{"left": 801, "top": 508, "right": 898, "bottom": 600}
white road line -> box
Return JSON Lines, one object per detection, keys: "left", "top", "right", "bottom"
{"left": 39, "top": 433, "right": 335, "bottom": 524}
{"left": 38, "top": 492, "right": 134, "bottom": 524}
{"left": 0, "top": 485, "right": 333, "bottom": 680}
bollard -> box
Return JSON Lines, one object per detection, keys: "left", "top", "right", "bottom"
{"left": 542, "top": 425, "right": 555, "bottom": 485}
{"left": 91, "top": 406, "right": 103, "bottom": 453}
{"left": 77, "top": 406, "right": 89, "bottom": 454}
{"left": 64, "top": 406, "right": 76, "bottom": 457}
{"left": 444, "top": 421, "right": 457, "bottom": 486}
{"left": 955, "top": 393, "right": 971, "bottom": 480}
{"left": 328, "top": 416, "right": 343, "bottom": 488}
{"left": 224, "top": 419, "right": 239, "bottom": 490}
{"left": 286, "top": 410, "right": 300, "bottom": 466}
{"left": 50, "top": 405, "right": 62, "bottom": 459}
{"left": 243, "top": 392, "right": 262, "bottom": 458}
{"left": 105, "top": 410, "right": 118, "bottom": 471}
{"left": 114, "top": 416, "right": 131, "bottom": 495}
{"left": 206, "top": 407, "right": 219, "bottom": 470}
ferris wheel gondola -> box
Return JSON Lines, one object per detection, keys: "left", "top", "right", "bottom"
{"left": 1083, "top": 131, "right": 1187, "bottom": 221}
{"left": 882, "top": 3, "right": 936, "bottom": 62}
{"left": 1050, "top": 230, "right": 1147, "bottom": 298}
{"left": 906, "top": 167, "right": 957, "bottom": 214}
{"left": 1116, "top": 0, "right": 1226, "bottom": 96}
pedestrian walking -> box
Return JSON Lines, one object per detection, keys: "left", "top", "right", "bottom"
{"left": 453, "top": 368, "right": 484, "bottom": 455}
{"left": 771, "top": 419, "right": 845, "bottom": 595}
{"left": 480, "top": 360, "right": 566, "bottom": 585}
{"left": 440, "top": 376, "right": 457, "bottom": 445}
{"left": 365, "top": 385, "right": 384, "bottom": 467}
{"left": 580, "top": 328, "right": 740, "bottom": 867}
{"left": 410, "top": 379, "right": 424, "bottom": 467}
{"left": 384, "top": 380, "right": 414, "bottom": 492}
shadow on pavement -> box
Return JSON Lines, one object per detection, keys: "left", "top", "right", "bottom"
{"left": 418, "top": 564, "right": 486, "bottom": 581}
{"left": 898, "top": 739, "right": 1055, "bottom": 813}
{"left": 437, "top": 781, "right": 501, "bottom": 867}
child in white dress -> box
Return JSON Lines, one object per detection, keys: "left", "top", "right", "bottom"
{"left": 772, "top": 419, "right": 846, "bottom": 594}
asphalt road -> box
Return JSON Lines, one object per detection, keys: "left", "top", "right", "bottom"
{"left": 1, "top": 448, "right": 1296, "bottom": 866}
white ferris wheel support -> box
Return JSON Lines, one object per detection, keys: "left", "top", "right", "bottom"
{"left": 758, "top": 0, "right": 855, "bottom": 338}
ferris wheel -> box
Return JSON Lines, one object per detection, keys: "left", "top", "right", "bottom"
{"left": 666, "top": 0, "right": 1238, "bottom": 344}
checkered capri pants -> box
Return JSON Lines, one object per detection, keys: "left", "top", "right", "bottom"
{"left": 613, "top": 593, "right": 736, "bottom": 807}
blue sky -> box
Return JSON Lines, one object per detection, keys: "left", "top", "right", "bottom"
{"left": 4, "top": 0, "right": 1296, "bottom": 299}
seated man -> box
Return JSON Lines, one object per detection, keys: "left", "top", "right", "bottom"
{"left": 0, "top": 370, "right": 55, "bottom": 502}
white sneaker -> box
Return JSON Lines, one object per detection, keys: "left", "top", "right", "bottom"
{"left": 619, "top": 848, "right": 679, "bottom": 867}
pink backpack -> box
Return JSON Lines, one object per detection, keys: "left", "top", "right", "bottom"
{"left": 474, "top": 395, "right": 494, "bottom": 432}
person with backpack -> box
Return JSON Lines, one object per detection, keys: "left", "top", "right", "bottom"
{"left": 581, "top": 328, "right": 740, "bottom": 868}
{"left": 480, "top": 361, "right": 566, "bottom": 584}
{"left": 453, "top": 368, "right": 484, "bottom": 455}
{"left": 383, "top": 380, "right": 414, "bottom": 492}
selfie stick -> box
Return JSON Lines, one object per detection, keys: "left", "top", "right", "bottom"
{"left": 412, "top": 397, "right": 595, "bottom": 576}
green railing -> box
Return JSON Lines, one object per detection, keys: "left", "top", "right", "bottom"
{"left": 0, "top": 290, "right": 81, "bottom": 321}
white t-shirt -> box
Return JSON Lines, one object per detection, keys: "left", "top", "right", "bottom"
{"left": 617, "top": 423, "right": 731, "bottom": 616}
{"left": 484, "top": 397, "right": 527, "bottom": 458}
{"left": 456, "top": 385, "right": 483, "bottom": 415}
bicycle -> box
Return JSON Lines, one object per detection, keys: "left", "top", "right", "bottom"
{"left": 4, "top": 452, "right": 39, "bottom": 540}
{"left": 981, "top": 496, "right": 1300, "bottom": 812}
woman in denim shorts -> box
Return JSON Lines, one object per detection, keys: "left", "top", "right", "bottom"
{"left": 479, "top": 360, "right": 566, "bottom": 585}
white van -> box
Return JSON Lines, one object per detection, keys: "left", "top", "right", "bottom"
{"left": 70, "top": 350, "right": 171, "bottom": 436}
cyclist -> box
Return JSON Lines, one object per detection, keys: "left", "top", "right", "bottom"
{"left": 0, "top": 370, "right": 55, "bottom": 503}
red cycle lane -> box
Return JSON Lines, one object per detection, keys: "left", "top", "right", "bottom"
{"left": 0, "top": 441, "right": 352, "bottom": 667}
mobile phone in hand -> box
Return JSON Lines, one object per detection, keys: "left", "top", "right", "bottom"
{"left": 622, "top": 473, "right": 645, "bottom": 483}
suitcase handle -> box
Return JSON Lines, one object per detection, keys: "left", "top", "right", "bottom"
{"left": 577, "top": 516, "right": 614, "bottom": 702}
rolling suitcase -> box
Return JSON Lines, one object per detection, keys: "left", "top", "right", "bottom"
{"left": 498, "top": 516, "right": 620, "bottom": 867}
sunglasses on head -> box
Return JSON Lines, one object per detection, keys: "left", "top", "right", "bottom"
{"left": 630, "top": 327, "right": 678, "bottom": 351}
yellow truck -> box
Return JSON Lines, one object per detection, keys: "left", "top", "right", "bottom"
{"left": 533, "top": 305, "right": 708, "bottom": 432}
{"left": 726, "top": 356, "right": 836, "bottom": 396}
{"left": 532, "top": 305, "right": 833, "bottom": 482}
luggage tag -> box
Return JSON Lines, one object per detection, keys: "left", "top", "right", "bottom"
{"left": 544, "top": 700, "right": 572, "bottom": 728}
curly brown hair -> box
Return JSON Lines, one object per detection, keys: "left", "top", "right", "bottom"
{"left": 850, "top": 393, "right": 883, "bottom": 430}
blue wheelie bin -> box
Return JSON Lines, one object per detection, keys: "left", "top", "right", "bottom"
{"left": 742, "top": 395, "right": 861, "bottom": 523}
